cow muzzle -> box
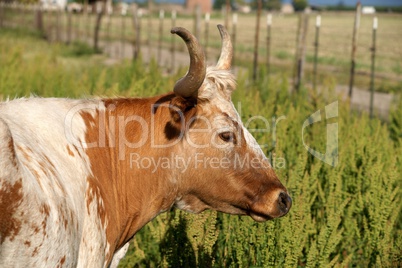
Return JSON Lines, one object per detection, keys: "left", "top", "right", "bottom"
{"left": 249, "top": 190, "right": 292, "bottom": 222}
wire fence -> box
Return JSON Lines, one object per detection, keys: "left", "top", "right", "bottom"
{"left": 0, "top": 2, "right": 401, "bottom": 117}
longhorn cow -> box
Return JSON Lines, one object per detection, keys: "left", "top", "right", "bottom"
{"left": 0, "top": 25, "right": 291, "bottom": 267}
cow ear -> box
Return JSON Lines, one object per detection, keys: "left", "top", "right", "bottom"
{"left": 169, "top": 96, "right": 197, "bottom": 130}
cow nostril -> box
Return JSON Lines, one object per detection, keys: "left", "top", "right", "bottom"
{"left": 278, "top": 192, "right": 292, "bottom": 214}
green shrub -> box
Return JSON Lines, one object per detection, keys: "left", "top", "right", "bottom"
{"left": 1, "top": 28, "right": 400, "bottom": 268}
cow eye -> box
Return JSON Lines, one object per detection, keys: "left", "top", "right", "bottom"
{"left": 219, "top": 131, "right": 235, "bottom": 143}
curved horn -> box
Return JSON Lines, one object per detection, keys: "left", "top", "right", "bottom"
{"left": 216, "top": 24, "right": 233, "bottom": 70}
{"left": 171, "top": 27, "right": 206, "bottom": 99}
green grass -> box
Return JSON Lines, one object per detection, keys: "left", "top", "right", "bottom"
{"left": 275, "top": 50, "right": 293, "bottom": 60}
{"left": 1, "top": 27, "right": 401, "bottom": 267}
{"left": 60, "top": 41, "right": 98, "bottom": 57}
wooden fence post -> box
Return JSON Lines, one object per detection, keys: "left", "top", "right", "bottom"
{"left": 293, "top": 14, "right": 302, "bottom": 91}
{"left": 204, "top": 12, "right": 210, "bottom": 60}
{"left": 51, "top": 9, "right": 55, "bottom": 42}
{"left": 147, "top": 4, "right": 152, "bottom": 61}
{"left": 106, "top": 6, "right": 112, "bottom": 56}
{"left": 67, "top": 9, "right": 72, "bottom": 44}
{"left": 0, "top": 2, "right": 4, "bottom": 28}
{"left": 133, "top": 8, "right": 142, "bottom": 60}
{"left": 194, "top": 4, "right": 201, "bottom": 40}
{"left": 252, "top": 0, "right": 262, "bottom": 82}
{"left": 19, "top": 3, "right": 24, "bottom": 28}
{"left": 56, "top": 8, "right": 61, "bottom": 42}
{"left": 93, "top": 2, "right": 104, "bottom": 52}
{"left": 170, "top": 10, "right": 176, "bottom": 72}
{"left": 157, "top": 9, "right": 164, "bottom": 65}
{"left": 36, "top": 5, "right": 44, "bottom": 36}
{"left": 25, "top": 5, "right": 30, "bottom": 30}
{"left": 293, "top": 13, "right": 309, "bottom": 92}
{"left": 348, "top": 2, "right": 361, "bottom": 98}
{"left": 85, "top": 0, "right": 89, "bottom": 42}
{"left": 24, "top": 5, "right": 28, "bottom": 30}
{"left": 232, "top": 13, "right": 237, "bottom": 67}
{"left": 89, "top": 6, "right": 95, "bottom": 45}
{"left": 76, "top": 10, "right": 81, "bottom": 42}
{"left": 46, "top": 9, "right": 53, "bottom": 42}
{"left": 369, "top": 17, "right": 377, "bottom": 118}
{"left": 266, "top": 13, "right": 272, "bottom": 76}
{"left": 121, "top": 5, "right": 127, "bottom": 59}
{"left": 225, "top": 0, "right": 230, "bottom": 32}
{"left": 313, "top": 15, "right": 321, "bottom": 91}
{"left": 300, "top": 14, "right": 309, "bottom": 90}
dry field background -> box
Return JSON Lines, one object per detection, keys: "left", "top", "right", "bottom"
{"left": 2, "top": 7, "right": 402, "bottom": 92}
{"left": 97, "top": 11, "right": 402, "bottom": 91}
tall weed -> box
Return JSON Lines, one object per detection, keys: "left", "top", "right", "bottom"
{"left": 0, "top": 29, "right": 400, "bottom": 267}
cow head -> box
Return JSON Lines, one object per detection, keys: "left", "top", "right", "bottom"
{"left": 169, "top": 25, "right": 291, "bottom": 221}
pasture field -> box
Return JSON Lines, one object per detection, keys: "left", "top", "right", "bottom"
{"left": 93, "top": 12, "right": 402, "bottom": 92}
{"left": 0, "top": 28, "right": 401, "bottom": 267}
{"left": 3, "top": 8, "right": 402, "bottom": 93}
{"left": 131, "top": 12, "right": 402, "bottom": 89}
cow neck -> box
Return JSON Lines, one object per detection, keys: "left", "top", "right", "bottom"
{"left": 81, "top": 93, "right": 180, "bottom": 260}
